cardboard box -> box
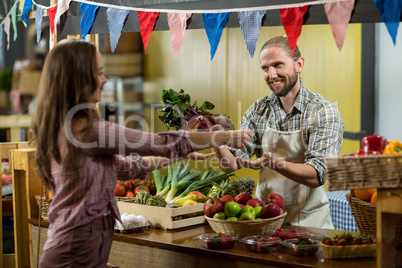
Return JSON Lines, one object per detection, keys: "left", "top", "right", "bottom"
{"left": 102, "top": 52, "right": 143, "bottom": 77}
{"left": 103, "top": 32, "right": 142, "bottom": 53}
{"left": 19, "top": 70, "right": 42, "bottom": 94}
{"left": 117, "top": 202, "right": 206, "bottom": 230}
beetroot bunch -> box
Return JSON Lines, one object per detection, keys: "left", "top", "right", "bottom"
{"left": 158, "top": 88, "right": 233, "bottom": 131}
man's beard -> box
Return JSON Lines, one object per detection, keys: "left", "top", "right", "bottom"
{"left": 269, "top": 70, "right": 298, "bottom": 97}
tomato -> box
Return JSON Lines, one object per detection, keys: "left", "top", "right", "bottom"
{"left": 114, "top": 184, "right": 126, "bottom": 197}
{"left": 120, "top": 180, "right": 131, "bottom": 191}
{"left": 134, "top": 185, "right": 150, "bottom": 196}
{"left": 130, "top": 179, "right": 138, "bottom": 189}
{"left": 147, "top": 180, "right": 156, "bottom": 195}
{"left": 125, "top": 191, "right": 135, "bottom": 197}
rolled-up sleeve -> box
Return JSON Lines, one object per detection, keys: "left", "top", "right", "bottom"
{"left": 115, "top": 154, "right": 149, "bottom": 181}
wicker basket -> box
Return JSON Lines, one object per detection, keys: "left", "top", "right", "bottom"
{"left": 35, "top": 195, "right": 52, "bottom": 221}
{"left": 325, "top": 155, "right": 402, "bottom": 191}
{"left": 346, "top": 190, "right": 402, "bottom": 247}
{"left": 320, "top": 242, "right": 376, "bottom": 259}
{"left": 205, "top": 212, "right": 287, "bottom": 237}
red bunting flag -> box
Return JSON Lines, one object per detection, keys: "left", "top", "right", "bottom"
{"left": 324, "top": 0, "right": 355, "bottom": 52}
{"left": 137, "top": 11, "right": 160, "bottom": 53}
{"left": 279, "top": 6, "right": 309, "bottom": 55}
{"left": 48, "top": 5, "right": 57, "bottom": 35}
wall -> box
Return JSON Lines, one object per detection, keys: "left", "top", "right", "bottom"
{"left": 375, "top": 23, "right": 402, "bottom": 141}
{"left": 143, "top": 24, "right": 362, "bottom": 178}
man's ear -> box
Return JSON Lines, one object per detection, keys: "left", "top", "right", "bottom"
{"left": 296, "top": 57, "right": 305, "bottom": 72}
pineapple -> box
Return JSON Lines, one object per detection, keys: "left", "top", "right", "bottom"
{"left": 207, "top": 179, "right": 237, "bottom": 198}
{"left": 233, "top": 176, "right": 256, "bottom": 196}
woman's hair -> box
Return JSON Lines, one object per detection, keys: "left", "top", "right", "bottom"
{"left": 260, "top": 36, "right": 301, "bottom": 61}
{"left": 32, "top": 39, "right": 99, "bottom": 189}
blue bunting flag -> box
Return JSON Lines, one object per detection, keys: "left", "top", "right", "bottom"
{"left": 238, "top": 11, "right": 266, "bottom": 58}
{"left": 106, "top": 8, "right": 130, "bottom": 53}
{"left": 202, "top": 12, "right": 230, "bottom": 61}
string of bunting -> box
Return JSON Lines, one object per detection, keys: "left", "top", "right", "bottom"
{"left": 0, "top": 0, "right": 401, "bottom": 60}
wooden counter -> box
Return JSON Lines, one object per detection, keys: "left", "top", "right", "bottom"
{"left": 28, "top": 218, "right": 402, "bottom": 268}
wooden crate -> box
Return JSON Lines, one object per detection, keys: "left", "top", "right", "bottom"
{"left": 117, "top": 202, "right": 205, "bottom": 230}
{"left": 0, "top": 114, "right": 34, "bottom": 142}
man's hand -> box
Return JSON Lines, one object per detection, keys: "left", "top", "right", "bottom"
{"left": 236, "top": 152, "right": 282, "bottom": 170}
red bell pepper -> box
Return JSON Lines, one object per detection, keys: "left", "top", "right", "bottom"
{"left": 361, "top": 134, "right": 388, "bottom": 154}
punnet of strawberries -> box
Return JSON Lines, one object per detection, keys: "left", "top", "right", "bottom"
{"left": 240, "top": 235, "right": 280, "bottom": 253}
{"left": 194, "top": 233, "right": 238, "bottom": 249}
{"left": 321, "top": 232, "right": 376, "bottom": 246}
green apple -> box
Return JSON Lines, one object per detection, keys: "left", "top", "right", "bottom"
{"left": 254, "top": 206, "right": 262, "bottom": 218}
{"left": 213, "top": 212, "right": 227, "bottom": 220}
{"left": 224, "top": 201, "right": 241, "bottom": 217}
{"left": 255, "top": 218, "right": 263, "bottom": 220}
{"left": 227, "top": 217, "right": 238, "bottom": 221}
{"left": 240, "top": 205, "right": 255, "bottom": 216}
{"left": 239, "top": 211, "right": 256, "bottom": 221}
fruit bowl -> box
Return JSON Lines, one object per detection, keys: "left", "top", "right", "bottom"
{"left": 204, "top": 212, "right": 287, "bottom": 237}
{"left": 194, "top": 233, "right": 238, "bottom": 249}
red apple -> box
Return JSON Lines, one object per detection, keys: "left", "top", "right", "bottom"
{"left": 265, "top": 193, "right": 285, "bottom": 209}
{"left": 220, "top": 194, "right": 235, "bottom": 205}
{"left": 246, "top": 198, "right": 263, "bottom": 208}
{"left": 260, "top": 203, "right": 284, "bottom": 219}
{"left": 235, "top": 192, "right": 252, "bottom": 205}
{"left": 188, "top": 191, "right": 207, "bottom": 203}
{"left": 203, "top": 198, "right": 224, "bottom": 218}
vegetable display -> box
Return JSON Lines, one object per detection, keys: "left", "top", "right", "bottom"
{"left": 154, "top": 162, "right": 233, "bottom": 203}
{"left": 158, "top": 88, "right": 233, "bottom": 131}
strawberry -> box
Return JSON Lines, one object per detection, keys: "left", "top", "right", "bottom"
{"left": 258, "top": 236, "right": 269, "bottom": 242}
{"left": 207, "top": 241, "right": 218, "bottom": 249}
{"left": 325, "top": 239, "right": 334, "bottom": 246}
{"left": 354, "top": 237, "right": 363, "bottom": 245}
{"left": 218, "top": 238, "right": 229, "bottom": 249}
{"left": 337, "top": 239, "right": 348, "bottom": 246}
{"left": 256, "top": 242, "right": 268, "bottom": 253}
{"left": 218, "top": 233, "right": 227, "bottom": 238}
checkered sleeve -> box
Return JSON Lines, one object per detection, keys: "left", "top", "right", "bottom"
{"left": 304, "top": 100, "right": 344, "bottom": 185}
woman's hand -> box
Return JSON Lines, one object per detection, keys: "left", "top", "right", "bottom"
{"left": 186, "top": 151, "right": 216, "bottom": 160}
{"left": 235, "top": 152, "right": 283, "bottom": 170}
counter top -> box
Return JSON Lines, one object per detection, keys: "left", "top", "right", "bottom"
{"left": 28, "top": 218, "right": 402, "bottom": 268}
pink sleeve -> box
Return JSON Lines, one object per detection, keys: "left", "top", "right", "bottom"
{"left": 81, "top": 119, "right": 195, "bottom": 158}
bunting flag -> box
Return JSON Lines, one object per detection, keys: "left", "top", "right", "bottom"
{"left": 3, "top": 16, "right": 11, "bottom": 50}
{"left": 11, "top": 4, "right": 18, "bottom": 41}
{"left": 137, "top": 11, "right": 160, "bottom": 53}
{"left": 238, "top": 10, "right": 266, "bottom": 58}
{"left": 324, "top": 0, "right": 355, "bottom": 52}
{"left": 48, "top": 5, "right": 57, "bottom": 36}
{"left": 279, "top": 6, "right": 309, "bottom": 55}
{"left": 21, "top": 0, "right": 33, "bottom": 26}
{"left": 35, "top": 7, "right": 43, "bottom": 44}
{"left": 373, "top": 0, "right": 402, "bottom": 45}
{"left": 54, "top": 0, "right": 71, "bottom": 35}
{"left": 80, "top": 3, "right": 100, "bottom": 39}
{"left": 106, "top": 8, "right": 130, "bottom": 53}
{"left": 167, "top": 12, "right": 192, "bottom": 57}
{"left": 202, "top": 12, "right": 230, "bottom": 60}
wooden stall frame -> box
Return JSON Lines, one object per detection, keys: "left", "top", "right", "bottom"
{"left": 0, "top": 114, "right": 34, "bottom": 142}
{"left": 1, "top": 142, "right": 34, "bottom": 268}
{"left": 8, "top": 148, "right": 40, "bottom": 268}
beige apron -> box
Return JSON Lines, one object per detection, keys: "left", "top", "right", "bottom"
{"left": 255, "top": 111, "right": 333, "bottom": 229}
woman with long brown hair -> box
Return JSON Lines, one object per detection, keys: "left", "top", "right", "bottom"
{"left": 32, "top": 39, "right": 251, "bottom": 267}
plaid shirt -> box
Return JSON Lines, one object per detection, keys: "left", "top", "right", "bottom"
{"left": 44, "top": 119, "right": 194, "bottom": 250}
{"left": 231, "top": 82, "right": 344, "bottom": 184}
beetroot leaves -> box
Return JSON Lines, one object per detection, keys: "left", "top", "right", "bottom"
{"left": 158, "top": 88, "right": 234, "bottom": 131}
